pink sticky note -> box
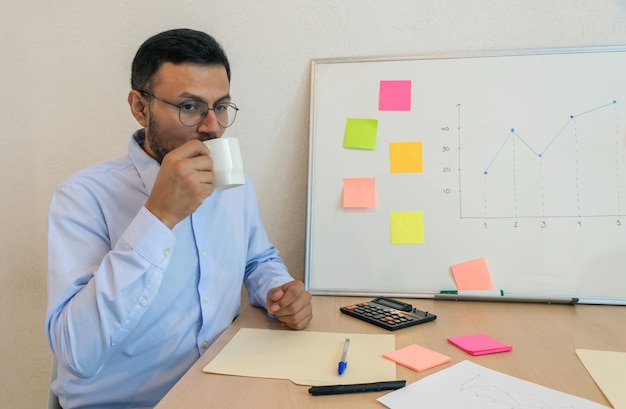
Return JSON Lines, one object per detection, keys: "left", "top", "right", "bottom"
{"left": 383, "top": 344, "right": 451, "bottom": 372}
{"left": 447, "top": 333, "right": 513, "bottom": 356}
{"left": 379, "top": 80, "right": 411, "bottom": 111}
{"left": 450, "top": 258, "right": 493, "bottom": 290}
{"left": 343, "top": 178, "right": 376, "bottom": 208}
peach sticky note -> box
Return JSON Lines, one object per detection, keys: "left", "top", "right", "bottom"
{"left": 390, "top": 211, "right": 424, "bottom": 244}
{"left": 450, "top": 258, "right": 493, "bottom": 290}
{"left": 447, "top": 333, "right": 513, "bottom": 356}
{"left": 383, "top": 344, "right": 451, "bottom": 372}
{"left": 390, "top": 141, "right": 423, "bottom": 173}
{"left": 343, "top": 178, "right": 376, "bottom": 208}
{"left": 379, "top": 80, "right": 411, "bottom": 111}
{"left": 344, "top": 118, "right": 378, "bottom": 150}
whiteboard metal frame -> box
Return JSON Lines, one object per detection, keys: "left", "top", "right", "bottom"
{"left": 305, "top": 45, "right": 626, "bottom": 304}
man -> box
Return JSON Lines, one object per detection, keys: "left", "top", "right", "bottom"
{"left": 45, "top": 28, "right": 312, "bottom": 409}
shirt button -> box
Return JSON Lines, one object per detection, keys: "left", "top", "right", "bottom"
{"left": 203, "top": 295, "right": 210, "bottom": 302}
{"left": 163, "top": 249, "right": 171, "bottom": 257}
{"left": 201, "top": 250, "right": 208, "bottom": 257}
{"left": 202, "top": 341, "right": 209, "bottom": 348}
{"left": 140, "top": 299, "right": 148, "bottom": 306}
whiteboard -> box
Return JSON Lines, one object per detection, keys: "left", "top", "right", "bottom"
{"left": 305, "top": 46, "right": 626, "bottom": 304}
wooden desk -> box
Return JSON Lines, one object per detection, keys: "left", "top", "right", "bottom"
{"left": 156, "top": 296, "right": 625, "bottom": 408}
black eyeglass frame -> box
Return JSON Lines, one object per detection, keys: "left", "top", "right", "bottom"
{"left": 139, "top": 90, "right": 239, "bottom": 128}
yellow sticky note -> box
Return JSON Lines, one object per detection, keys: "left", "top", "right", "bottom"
{"left": 390, "top": 141, "right": 423, "bottom": 173}
{"left": 390, "top": 211, "right": 424, "bottom": 244}
{"left": 343, "top": 178, "right": 376, "bottom": 208}
{"left": 450, "top": 258, "right": 494, "bottom": 290}
{"left": 344, "top": 118, "right": 378, "bottom": 150}
{"left": 383, "top": 344, "right": 451, "bottom": 372}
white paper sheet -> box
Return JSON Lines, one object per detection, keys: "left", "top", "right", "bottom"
{"left": 378, "top": 360, "right": 610, "bottom": 409}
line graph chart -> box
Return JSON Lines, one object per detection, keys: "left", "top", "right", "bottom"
{"left": 460, "top": 381, "right": 579, "bottom": 409}
{"left": 482, "top": 100, "right": 618, "bottom": 175}
{"left": 458, "top": 87, "right": 625, "bottom": 220}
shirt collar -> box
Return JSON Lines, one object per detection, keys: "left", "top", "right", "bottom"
{"left": 128, "top": 129, "right": 160, "bottom": 194}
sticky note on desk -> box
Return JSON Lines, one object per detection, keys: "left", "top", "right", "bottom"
{"left": 447, "top": 333, "right": 513, "bottom": 356}
{"left": 383, "top": 344, "right": 451, "bottom": 372}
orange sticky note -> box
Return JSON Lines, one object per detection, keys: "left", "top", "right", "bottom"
{"left": 383, "top": 344, "right": 451, "bottom": 372}
{"left": 450, "top": 258, "right": 493, "bottom": 290}
{"left": 390, "top": 141, "right": 423, "bottom": 173}
{"left": 343, "top": 178, "right": 376, "bottom": 208}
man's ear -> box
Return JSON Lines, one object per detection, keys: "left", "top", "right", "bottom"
{"left": 128, "top": 90, "right": 149, "bottom": 127}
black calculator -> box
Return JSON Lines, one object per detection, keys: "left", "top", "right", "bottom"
{"left": 340, "top": 297, "right": 437, "bottom": 331}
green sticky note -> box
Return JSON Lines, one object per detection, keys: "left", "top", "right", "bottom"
{"left": 390, "top": 211, "right": 424, "bottom": 244}
{"left": 344, "top": 118, "right": 378, "bottom": 150}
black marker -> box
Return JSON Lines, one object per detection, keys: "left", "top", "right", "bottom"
{"left": 308, "top": 380, "right": 406, "bottom": 396}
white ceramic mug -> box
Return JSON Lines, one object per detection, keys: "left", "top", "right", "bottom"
{"left": 204, "top": 137, "right": 245, "bottom": 190}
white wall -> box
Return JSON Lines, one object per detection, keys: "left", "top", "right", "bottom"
{"left": 1, "top": 1, "right": 624, "bottom": 407}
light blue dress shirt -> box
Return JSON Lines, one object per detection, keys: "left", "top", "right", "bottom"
{"left": 45, "top": 130, "right": 293, "bottom": 409}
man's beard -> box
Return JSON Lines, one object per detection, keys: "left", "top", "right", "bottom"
{"left": 146, "top": 114, "right": 218, "bottom": 164}
{"left": 147, "top": 114, "right": 171, "bottom": 164}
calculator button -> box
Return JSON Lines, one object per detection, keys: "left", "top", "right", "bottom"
{"left": 345, "top": 305, "right": 359, "bottom": 310}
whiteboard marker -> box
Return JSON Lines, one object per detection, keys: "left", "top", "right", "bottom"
{"left": 440, "top": 290, "right": 504, "bottom": 296}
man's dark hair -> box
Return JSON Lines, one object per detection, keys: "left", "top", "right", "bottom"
{"left": 131, "top": 28, "right": 231, "bottom": 91}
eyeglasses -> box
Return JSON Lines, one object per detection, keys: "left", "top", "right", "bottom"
{"left": 140, "top": 91, "right": 239, "bottom": 128}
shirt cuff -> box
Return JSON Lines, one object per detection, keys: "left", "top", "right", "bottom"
{"left": 118, "top": 207, "right": 177, "bottom": 269}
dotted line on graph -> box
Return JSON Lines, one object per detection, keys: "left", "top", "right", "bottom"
{"left": 573, "top": 118, "right": 581, "bottom": 217}
{"left": 615, "top": 104, "right": 622, "bottom": 215}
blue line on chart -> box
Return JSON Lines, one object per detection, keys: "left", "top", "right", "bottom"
{"left": 483, "top": 100, "right": 618, "bottom": 175}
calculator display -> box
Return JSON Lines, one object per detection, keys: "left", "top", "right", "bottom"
{"left": 372, "top": 297, "right": 412, "bottom": 311}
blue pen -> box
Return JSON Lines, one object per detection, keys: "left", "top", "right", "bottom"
{"left": 338, "top": 338, "right": 350, "bottom": 375}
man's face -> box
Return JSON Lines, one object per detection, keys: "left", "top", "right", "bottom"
{"left": 143, "top": 62, "right": 230, "bottom": 162}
